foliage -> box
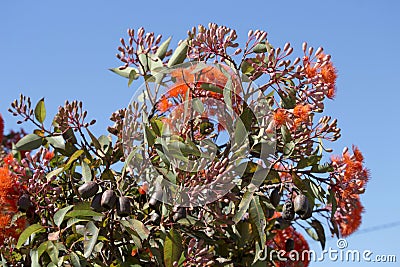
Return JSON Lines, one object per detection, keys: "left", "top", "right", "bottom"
{"left": 0, "top": 23, "right": 369, "bottom": 266}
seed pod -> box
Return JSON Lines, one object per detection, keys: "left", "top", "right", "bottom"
{"left": 101, "top": 190, "right": 117, "bottom": 210}
{"left": 172, "top": 207, "right": 186, "bottom": 222}
{"left": 282, "top": 201, "right": 295, "bottom": 221}
{"left": 150, "top": 212, "right": 161, "bottom": 224}
{"left": 300, "top": 203, "right": 313, "bottom": 220}
{"left": 293, "top": 194, "right": 309, "bottom": 215}
{"left": 270, "top": 187, "right": 281, "bottom": 207}
{"left": 285, "top": 238, "right": 295, "bottom": 252}
{"left": 18, "top": 194, "right": 32, "bottom": 212}
{"left": 149, "top": 189, "right": 163, "bottom": 209}
{"left": 91, "top": 193, "right": 106, "bottom": 212}
{"left": 78, "top": 181, "right": 99, "bottom": 199}
{"left": 116, "top": 196, "right": 131, "bottom": 217}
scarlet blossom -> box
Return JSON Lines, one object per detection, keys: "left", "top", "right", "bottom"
{"left": 293, "top": 104, "right": 311, "bottom": 128}
{"left": 330, "top": 146, "right": 369, "bottom": 237}
{"left": 157, "top": 97, "right": 173, "bottom": 113}
{"left": 0, "top": 166, "right": 27, "bottom": 248}
{"left": 334, "top": 196, "right": 364, "bottom": 237}
{"left": 273, "top": 108, "right": 289, "bottom": 127}
{"left": 321, "top": 62, "right": 337, "bottom": 85}
{"left": 138, "top": 182, "right": 148, "bottom": 195}
{"left": 267, "top": 226, "right": 310, "bottom": 267}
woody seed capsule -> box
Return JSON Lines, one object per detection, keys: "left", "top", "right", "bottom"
{"left": 101, "top": 190, "right": 117, "bottom": 210}
{"left": 78, "top": 181, "right": 99, "bottom": 199}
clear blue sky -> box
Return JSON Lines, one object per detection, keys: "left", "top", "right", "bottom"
{"left": 1, "top": 1, "right": 399, "bottom": 266}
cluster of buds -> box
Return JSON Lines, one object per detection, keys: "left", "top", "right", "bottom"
{"left": 17, "top": 148, "right": 60, "bottom": 221}
{"left": 187, "top": 23, "right": 240, "bottom": 63}
{"left": 117, "top": 27, "right": 169, "bottom": 70}
{"left": 8, "top": 94, "right": 36, "bottom": 126}
{"left": 107, "top": 108, "right": 126, "bottom": 138}
{"left": 54, "top": 100, "right": 96, "bottom": 132}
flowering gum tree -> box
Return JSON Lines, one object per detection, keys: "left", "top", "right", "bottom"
{"left": 0, "top": 23, "right": 369, "bottom": 266}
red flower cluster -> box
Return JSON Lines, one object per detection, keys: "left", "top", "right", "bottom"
{"left": 330, "top": 146, "right": 370, "bottom": 237}
{"left": 0, "top": 157, "right": 27, "bottom": 248}
{"left": 268, "top": 226, "right": 310, "bottom": 267}
{"left": 303, "top": 53, "right": 338, "bottom": 99}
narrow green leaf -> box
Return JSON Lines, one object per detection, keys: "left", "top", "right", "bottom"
{"left": 54, "top": 205, "right": 74, "bottom": 228}
{"left": 311, "top": 220, "right": 326, "bottom": 249}
{"left": 305, "top": 227, "right": 319, "bottom": 241}
{"left": 46, "top": 167, "right": 64, "bottom": 181}
{"left": 15, "top": 134, "right": 42, "bottom": 151}
{"left": 83, "top": 221, "right": 99, "bottom": 258}
{"left": 283, "top": 141, "right": 295, "bottom": 157}
{"left": 66, "top": 210, "right": 103, "bottom": 219}
{"left": 81, "top": 161, "right": 92, "bottom": 182}
{"left": 281, "top": 125, "right": 291, "bottom": 144}
{"left": 30, "top": 249, "right": 40, "bottom": 267}
{"left": 233, "top": 190, "right": 255, "bottom": 223}
{"left": 16, "top": 224, "right": 45, "bottom": 249}
{"left": 46, "top": 135, "right": 65, "bottom": 150}
{"left": 167, "top": 40, "right": 188, "bottom": 67}
{"left": 120, "top": 219, "right": 150, "bottom": 240}
{"left": 109, "top": 67, "right": 140, "bottom": 79}
{"left": 156, "top": 36, "right": 172, "bottom": 60}
{"left": 86, "top": 128, "right": 101, "bottom": 150}
{"left": 249, "top": 196, "right": 266, "bottom": 250}
{"left": 164, "top": 228, "right": 183, "bottom": 267}
{"left": 297, "top": 155, "right": 321, "bottom": 169}
{"left": 70, "top": 252, "right": 81, "bottom": 267}
{"left": 34, "top": 98, "right": 46, "bottom": 123}
{"left": 64, "top": 150, "right": 84, "bottom": 170}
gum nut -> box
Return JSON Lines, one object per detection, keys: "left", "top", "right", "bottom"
{"left": 294, "top": 194, "right": 309, "bottom": 215}
{"left": 150, "top": 212, "right": 161, "bottom": 224}
{"left": 270, "top": 187, "right": 281, "bottom": 207}
{"left": 300, "top": 203, "right": 313, "bottom": 220}
{"left": 117, "top": 196, "right": 131, "bottom": 217}
{"left": 172, "top": 207, "right": 186, "bottom": 222}
{"left": 78, "top": 181, "right": 99, "bottom": 199}
{"left": 100, "top": 190, "right": 117, "bottom": 210}
{"left": 91, "top": 193, "right": 106, "bottom": 212}
{"left": 18, "top": 194, "right": 32, "bottom": 212}
{"left": 282, "top": 201, "right": 295, "bottom": 221}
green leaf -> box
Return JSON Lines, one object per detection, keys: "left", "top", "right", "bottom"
{"left": 81, "top": 161, "right": 92, "bottom": 182}
{"left": 120, "top": 219, "right": 150, "bottom": 241}
{"left": 16, "top": 224, "right": 45, "bottom": 249}
{"left": 167, "top": 40, "right": 188, "bottom": 67}
{"left": 280, "top": 125, "right": 291, "bottom": 144}
{"left": 164, "top": 228, "right": 183, "bottom": 267}
{"left": 283, "top": 141, "right": 295, "bottom": 157}
{"left": 46, "top": 135, "right": 65, "bottom": 150}
{"left": 30, "top": 249, "right": 40, "bottom": 267}
{"left": 98, "top": 135, "right": 111, "bottom": 154}
{"left": 83, "top": 221, "right": 99, "bottom": 258}
{"left": 70, "top": 252, "right": 81, "bottom": 267}
{"left": 54, "top": 205, "right": 74, "bottom": 228}
{"left": 249, "top": 196, "right": 266, "bottom": 250}
{"left": 64, "top": 150, "right": 84, "bottom": 170}
{"left": 310, "top": 220, "right": 326, "bottom": 249}
{"left": 233, "top": 189, "right": 255, "bottom": 224}
{"left": 311, "top": 162, "right": 334, "bottom": 173}
{"left": 34, "top": 98, "right": 46, "bottom": 123}
{"left": 297, "top": 155, "right": 321, "bottom": 169}
{"left": 253, "top": 42, "right": 268, "bottom": 53}
{"left": 200, "top": 83, "right": 223, "bottom": 94}
{"left": 128, "top": 68, "right": 140, "bottom": 86}
{"left": 46, "top": 167, "right": 64, "bottom": 181}
{"left": 86, "top": 128, "right": 101, "bottom": 150}
{"left": 305, "top": 227, "right": 319, "bottom": 241}
{"left": 109, "top": 67, "right": 140, "bottom": 79}
{"left": 66, "top": 209, "right": 103, "bottom": 219}
{"left": 15, "top": 134, "right": 42, "bottom": 151}
{"left": 156, "top": 36, "right": 172, "bottom": 60}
